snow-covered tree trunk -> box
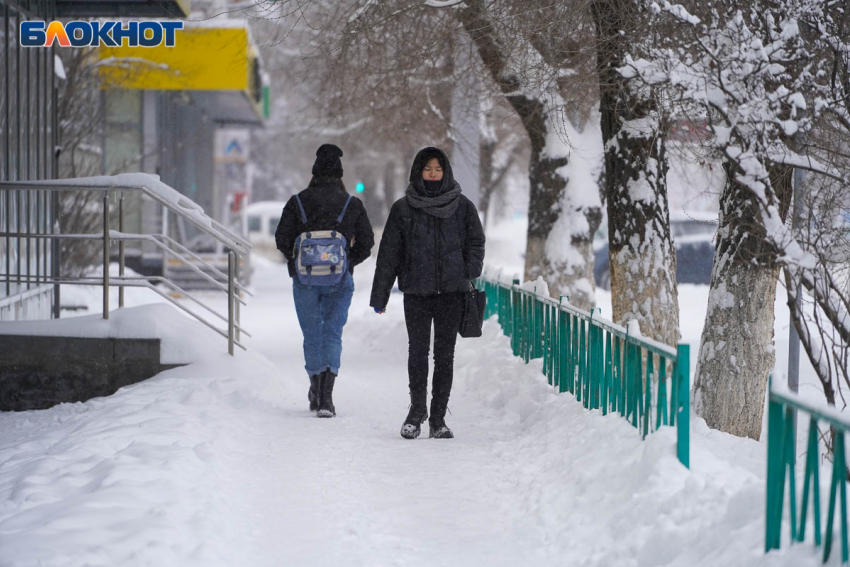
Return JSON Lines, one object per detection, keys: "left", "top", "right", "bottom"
{"left": 592, "top": 0, "right": 680, "bottom": 346}
{"left": 459, "top": 0, "right": 602, "bottom": 308}
{"left": 525, "top": 112, "right": 602, "bottom": 308}
{"left": 693, "top": 164, "right": 793, "bottom": 439}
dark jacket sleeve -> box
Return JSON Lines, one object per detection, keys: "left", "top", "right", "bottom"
{"left": 349, "top": 199, "right": 375, "bottom": 268}
{"left": 275, "top": 197, "right": 299, "bottom": 263}
{"left": 463, "top": 199, "right": 486, "bottom": 280}
{"left": 369, "top": 202, "right": 405, "bottom": 310}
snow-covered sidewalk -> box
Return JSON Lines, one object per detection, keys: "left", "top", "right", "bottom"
{"left": 0, "top": 258, "right": 827, "bottom": 566}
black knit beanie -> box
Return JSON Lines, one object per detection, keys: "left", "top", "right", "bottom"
{"left": 311, "top": 144, "right": 344, "bottom": 178}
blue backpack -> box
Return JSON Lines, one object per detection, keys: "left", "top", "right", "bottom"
{"left": 292, "top": 194, "right": 353, "bottom": 286}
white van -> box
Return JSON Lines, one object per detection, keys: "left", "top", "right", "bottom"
{"left": 245, "top": 201, "right": 288, "bottom": 261}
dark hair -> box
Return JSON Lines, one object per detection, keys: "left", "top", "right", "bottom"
{"left": 309, "top": 176, "right": 346, "bottom": 191}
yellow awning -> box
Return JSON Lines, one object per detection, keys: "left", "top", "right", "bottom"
{"left": 99, "top": 27, "right": 256, "bottom": 92}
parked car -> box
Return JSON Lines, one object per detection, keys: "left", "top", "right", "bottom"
{"left": 594, "top": 213, "right": 718, "bottom": 290}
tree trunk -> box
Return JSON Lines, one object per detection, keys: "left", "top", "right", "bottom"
{"left": 693, "top": 163, "right": 793, "bottom": 439}
{"left": 459, "top": 1, "right": 601, "bottom": 308}
{"left": 523, "top": 117, "right": 601, "bottom": 309}
{"left": 591, "top": 0, "right": 680, "bottom": 347}
{"left": 479, "top": 136, "right": 495, "bottom": 230}
{"left": 381, "top": 159, "right": 396, "bottom": 226}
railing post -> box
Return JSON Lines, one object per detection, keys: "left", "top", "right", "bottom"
{"left": 228, "top": 250, "right": 235, "bottom": 356}
{"left": 676, "top": 343, "right": 690, "bottom": 468}
{"left": 102, "top": 190, "right": 110, "bottom": 320}
{"left": 51, "top": 191, "right": 60, "bottom": 319}
{"left": 236, "top": 254, "right": 242, "bottom": 342}
{"left": 118, "top": 192, "right": 125, "bottom": 308}
{"left": 766, "top": 379, "right": 784, "bottom": 552}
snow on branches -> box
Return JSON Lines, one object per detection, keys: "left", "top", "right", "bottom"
{"left": 624, "top": 0, "right": 850, "bottom": 408}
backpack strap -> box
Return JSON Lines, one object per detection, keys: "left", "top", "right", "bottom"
{"left": 336, "top": 195, "right": 353, "bottom": 224}
{"left": 294, "top": 194, "right": 308, "bottom": 224}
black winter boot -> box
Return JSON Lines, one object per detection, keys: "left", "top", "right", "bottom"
{"left": 429, "top": 398, "right": 453, "bottom": 438}
{"left": 400, "top": 404, "right": 428, "bottom": 439}
{"left": 317, "top": 371, "right": 336, "bottom": 418}
{"left": 428, "top": 416, "right": 454, "bottom": 439}
{"left": 308, "top": 374, "right": 320, "bottom": 412}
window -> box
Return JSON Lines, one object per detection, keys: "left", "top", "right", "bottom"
{"left": 269, "top": 217, "right": 277, "bottom": 236}
{"left": 247, "top": 216, "right": 261, "bottom": 233}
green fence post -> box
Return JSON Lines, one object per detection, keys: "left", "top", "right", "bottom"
{"left": 535, "top": 297, "right": 540, "bottom": 361}
{"left": 588, "top": 311, "right": 597, "bottom": 409}
{"left": 570, "top": 313, "right": 577, "bottom": 393}
{"left": 578, "top": 319, "right": 586, "bottom": 405}
{"left": 623, "top": 341, "right": 631, "bottom": 423}
{"left": 544, "top": 303, "right": 551, "bottom": 385}
{"left": 676, "top": 344, "right": 690, "bottom": 468}
{"left": 557, "top": 302, "right": 564, "bottom": 392}
{"left": 540, "top": 300, "right": 546, "bottom": 361}
{"left": 549, "top": 304, "right": 556, "bottom": 383}
{"left": 616, "top": 337, "right": 624, "bottom": 416}
{"left": 511, "top": 287, "right": 517, "bottom": 355}
{"left": 766, "top": 382, "right": 785, "bottom": 552}
{"left": 784, "top": 407, "right": 798, "bottom": 544}
{"left": 521, "top": 292, "right": 528, "bottom": 362}
{"left": 823, "top": 429, "right": 849, "bottom": 563}
{"left": 603, "top": 330, "right": 612, "bottom": 416}
{"left": 643, "top": 351, "right": 654, "bottom": 439}
{"left": 634, "top": 344, "right": 641, "bottom": 427}
{"left": 596, "top": 324, "right": 604, "bottom": 410}
{"left": 656, "top": 356, "right": 669, "bottom": 429}
{"left": 797, "top": 415, "right": 821, "bottom": 546}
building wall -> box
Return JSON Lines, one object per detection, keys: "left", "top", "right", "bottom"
{"left": 157, "top": 92, "right": 215, "bottom": 247}
{"left": 0, "top": 0, "right": 59, "bottom": 321}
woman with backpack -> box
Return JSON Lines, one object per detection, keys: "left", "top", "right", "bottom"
{"left": 370, "top": 147, "right": 485, "bottom": 439}
{"left": 275, "top": 144, "right": 375, "bottom": 418}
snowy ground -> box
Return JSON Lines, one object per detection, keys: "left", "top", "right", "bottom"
{"left": 0, "top": 222, "right": 836, "bottom": 566}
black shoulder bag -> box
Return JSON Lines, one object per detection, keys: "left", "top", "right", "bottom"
{"left": 459, "top": 281, "right": 487, "bottom": 338}
{"left": 456, "top": 202, "right": 486, "bottom": 338}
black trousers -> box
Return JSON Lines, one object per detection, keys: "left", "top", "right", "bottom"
{"left": 403, "top": 292, "right": 464, "bottom": 418}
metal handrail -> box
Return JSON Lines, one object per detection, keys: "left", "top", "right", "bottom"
{"left": 0, "top": 175, "right": 251, "bottom": 355}
{"left": 154, "top": 233, "right": 253, "bottom": 297}
{"left": 0, "top": 231, "right": 249, "bottom": 306}
{"left": 0, "top": 177, "right": 251, "bottom": 256}
{"left": 3, "top": 274, "right": 251, "bottom": 339}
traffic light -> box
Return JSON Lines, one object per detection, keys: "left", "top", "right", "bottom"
{"left": 355, "top": 182, "right": 365, "bottom": 193}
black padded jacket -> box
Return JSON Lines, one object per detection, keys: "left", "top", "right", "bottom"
{"left": 369, "top": 148, "right": 485, "bottom": 310}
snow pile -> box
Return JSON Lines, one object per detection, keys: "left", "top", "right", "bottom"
{"left": 454, "top": 320, "right": 825, "bottom": 566}
{"left": 0, "top": 320, "right": 287, "bottom": 566}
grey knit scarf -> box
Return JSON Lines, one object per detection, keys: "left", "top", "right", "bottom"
{"left": 405, "top": 181, "right": 462, "bottom": 218}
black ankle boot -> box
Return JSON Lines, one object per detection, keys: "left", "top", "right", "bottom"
{"left": 429, "top": 398, "right": 453, "bottom": 438}
{"left": 317, "top": 371, "right": 336, "bottom": 418}
{"left": 428, "top": 416, "right": 454, "bottom": 439}
{"left": 308, "top": 374, "right": 320, "bottom": 412}
{"left": 400, "top": 404, "right": 428, "bottom": 439}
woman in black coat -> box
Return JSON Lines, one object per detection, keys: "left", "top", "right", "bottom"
{"left": 370, "top": 147, "right": 485, "bottom": 439}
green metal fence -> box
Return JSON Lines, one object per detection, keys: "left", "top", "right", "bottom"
{"left": 476, "top": 274, "right": 690, "bottom": 469}
{"left": 765, "top": 377, "right": 850, "bottom": 563}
